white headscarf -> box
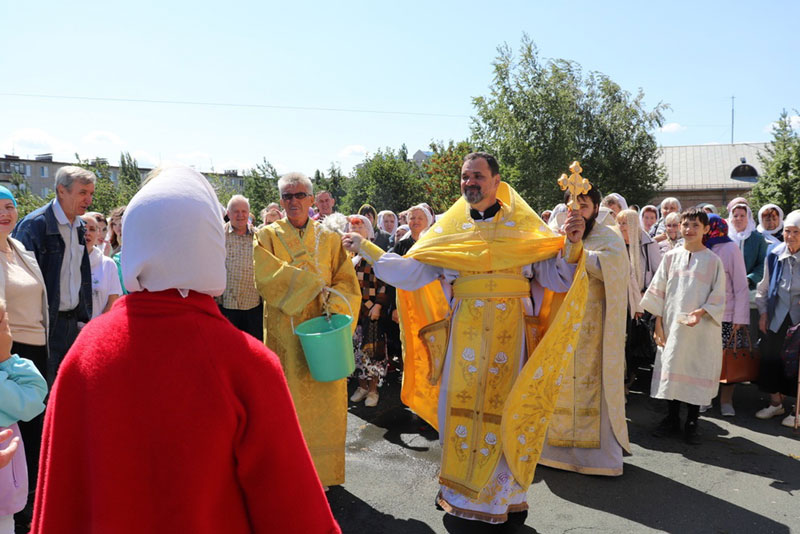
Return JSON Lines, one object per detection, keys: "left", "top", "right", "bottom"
{"left": 639, "top": 205, "right": 659, "bottom": 234}
{"left": 757, "top": 203, "right": 785, "bottom": 246}
{"left": 121, "top": 166, "right": 226, "bottom": 297}
{"left": 376, "top": 210, "right": 398, "bottom": 237}
{"left": 785, "top": 210, "right": 800, "bottom": 230}
{"left": 347, "top": 214, "right": 375, "bottom": 240}
{"left": 727, "top": 203, "right": 757, "bottom": 246}
{"left": 605, "top": 193, "right": 628, "bottom": 211}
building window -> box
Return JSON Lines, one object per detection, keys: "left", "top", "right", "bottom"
{"left": 40, "top": 166, "right": 49, "bottom": 178}
{"left": 25, "top": 165, "right": 31, "bottom": 177}
{"left": 42, "top": 187, "right": 49, "bottom": 196}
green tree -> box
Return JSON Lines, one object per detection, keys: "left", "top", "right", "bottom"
{"left": 206, "top": 172, "right": 240, "bottom": 209}
{"left": 471, "top": 35, "right": 667, "bottom": 211}
{"left": 243, "top": 158, "right": 280, "bottom": 215}
{"left": 323, "top": 163, "right": 348, "bottom": 204}
{"left": 75, "top": 153, "right": 121, "bottom": 215}
{"left": 423, "top": 140, "right": 474, "bottom": 213}
{"left": 8, "top": 172, "right": 49, "bottom": 218}
{"left": 117, "top": 151, "right": 141, "bottom": 203}
{"left": 341, "top": 148, "right": 426, "bottom": 214}
{"left": 750, "top": 110, "right": 800, "bottom": 213}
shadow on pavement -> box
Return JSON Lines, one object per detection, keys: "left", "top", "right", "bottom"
{"left": 348, "top": 375, "right": 439, "bottom": 451}
{"left": 327, "top": 486, "right": 436, "bottom": 533}
{"left": 442, "top": 513, "right": 538, "bottom": 533}
{"left": 539, "top": 463, "right": 791, "bottom": 533}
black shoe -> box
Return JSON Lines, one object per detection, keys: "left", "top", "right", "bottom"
{"left": 652, "top": 416, "right": 681, "bottom": 437}
{"left": 684, "top": 420, "right": 701, "bottom": 445}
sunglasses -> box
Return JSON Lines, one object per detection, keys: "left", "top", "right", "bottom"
{"left": 281, "top": 192, "right": 310, "bottom": 201}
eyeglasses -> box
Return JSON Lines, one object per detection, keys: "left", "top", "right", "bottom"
{"left": 281, "top": 192, "right": 310, "bottom": 201}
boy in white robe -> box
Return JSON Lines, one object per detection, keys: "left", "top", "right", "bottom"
{"left": 640, "top": 208, "right": 726, "bottom": 444}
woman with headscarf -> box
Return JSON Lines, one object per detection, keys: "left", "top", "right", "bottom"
{"left": 376, "top": 210, "right": 398, "bottom": 249}
{"left": 602, "top": 193, "right": 628, "bottom": 216}
{"left": 31, "top": 166, "right": 341, "bottom": 534}
{"left": 347, "top": 215, "right": 388, "bottom": 407}
{"left": 754, "top": 210, "right": 800, "bottom": 427}
{"left": 617, "top": 209, "right": 661, "bottom": 388}
{"left": 703, "top": 214, "right": 750, "bottom": 416}
{"left": 757, "top": 203, "right": 785, "bottom": 247}
{"left": 359, "top": 204, "right": 391, "bottom": 251}
{"left": 727, "top": 203, "right": 768, "bottom": 291}
{"left": 702, "top": 203, "right": 719, "bottom": 215}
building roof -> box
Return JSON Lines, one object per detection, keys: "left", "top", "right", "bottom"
{"left": 658, "top": 142, "right": 770, "bottom": 191}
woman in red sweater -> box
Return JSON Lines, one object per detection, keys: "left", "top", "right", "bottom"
{"left": 32, "top": 166, "right": 340, "bottom": 534}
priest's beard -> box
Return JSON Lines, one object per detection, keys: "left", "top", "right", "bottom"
{"left": 583, "top": 211, "right": 598, "bottom": 240}
{"left": 463, "top": 186, "right": 484, "bottom": 205}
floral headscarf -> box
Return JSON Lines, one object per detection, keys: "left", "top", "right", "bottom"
{"left": 703, "top": 214, "right": 732, "bottom": 249}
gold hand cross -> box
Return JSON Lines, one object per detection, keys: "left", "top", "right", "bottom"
{"left": 558, "top": 161, "right": 592, "bottom": 210}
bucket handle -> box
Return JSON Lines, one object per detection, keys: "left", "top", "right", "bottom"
{"left": 291, "top": 286, "right": 354, "bottom": 335}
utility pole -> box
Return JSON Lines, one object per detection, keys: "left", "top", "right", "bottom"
{"left": 731, "top": 96, "right": 735, "bottom": 144}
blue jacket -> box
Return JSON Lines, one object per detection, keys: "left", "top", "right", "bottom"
{"left": 12, "top": 201, "right": 92, "bottom": 330}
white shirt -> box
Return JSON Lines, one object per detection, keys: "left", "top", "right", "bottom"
{"left": 52, "top": 198, "right": 85, "bottom": 312}
{"left": 89, "top": 247, "right": 123, "bottom": 319}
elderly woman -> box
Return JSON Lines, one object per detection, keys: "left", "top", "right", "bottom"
{"left": 602, "top": 193, "right": 628, "bottom": 215}
{"left": 659, "top": 212, "right": 683, "bottom": 253}
{"left": 727, "top": 203, "right": 768, "bottom": 290}
{"left": 377, "top": 210, "right": 398, "bottom": 248}
{"left": 0, "top": 186, "right": 48, "bottom": 532}
{"left": 347, "top": 215, "right": 388, "bottom": 407}
{"left": 703, "top": 215, "right": 750, "bottom": 416}
{"left": 359, "top": 204, "right": 390, "bottom": 251}
{"left": 390, "top": 204, "right": 432, "bottom": 256}
{"left": 31, "top": 167, "right": 341, "bottom": 533}
{"left": 754, "top": 210, "right": 800, "bottom": 427}
{"left": 757, "top": 203, "right": 785, "bottom": 247}
{"left": 652, "top": 197, "right": 681, "bottom": 242}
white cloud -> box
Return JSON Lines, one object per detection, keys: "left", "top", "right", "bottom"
{"left": 763, "top": 115, "right": 800, "bottom": 133}
{"left": 659, "top": 122, "right": 687, "bottom": 133}
{"left": 171, "top": 151, "right": 214, "bottom": 170}
{"left": 0, "top": 128, "right": 75, "bottom": 160}
{"left": 337, "top": 144, "right": 367, "bottom": 159}
{"left": 82, "top": 130, "right": 125, "bottom": 146}
{"left": 129, "top": 150, "right": 158, "bottom": 168}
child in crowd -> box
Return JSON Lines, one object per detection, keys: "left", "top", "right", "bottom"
{"left": 0, "top": 299, "right": 48, "bottom": 534}
{"left": 640, "top": 208, "right": 726, "bottom": 444}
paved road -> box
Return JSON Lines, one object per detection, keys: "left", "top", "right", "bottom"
{"left": 327, "top": 373, "right": 800, "bottom": 533}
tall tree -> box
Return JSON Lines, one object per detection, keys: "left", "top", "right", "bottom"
{"left": 341, "top": 148, "right": 426, "bottom": 214}
{"left": 118, "top": 151, "right": 141, "bottom": 203}
{"left": 471, "top": 35, "right": 667, "bottom": 211}
{"left": 324, "top": 163, "right": 348, "bottom": 204}
{"left": 423, "top": 140, "right": 474, "bottom": 213}
{"left": 750, "top": 110, "right": 800, "bottom": 213}
{"left": 243, "top": 158, "right": 280, "bottom": 215}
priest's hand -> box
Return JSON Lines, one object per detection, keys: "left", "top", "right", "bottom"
{"left": 563, "top": 210, "right": 585, "bottom": 243}
{"left": 342, "top": 232, "right": 363, "bottom": 253}
{"left": 0, "top": 429, "right": 19, "bottom": 469}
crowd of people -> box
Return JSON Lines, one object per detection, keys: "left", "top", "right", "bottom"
{"left": 0, "top": 154, "right": 796, "bottom": 532}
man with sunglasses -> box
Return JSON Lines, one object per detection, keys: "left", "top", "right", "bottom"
{"left": 254, "top": 172, "right": 360, "bottom": 490}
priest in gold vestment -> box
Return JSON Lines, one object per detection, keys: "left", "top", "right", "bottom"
{"left": 342, "top": 153, "right": 589, "bottom": 525}
{"left": 254, "top": 172, "right": 360, "bottom": 487}
{"left": 540, "top": 186, "right": 630, "bottom": 476}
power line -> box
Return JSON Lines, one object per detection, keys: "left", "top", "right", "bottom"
{"left": 0, "top": 92, "right": 470, "bottom": 119}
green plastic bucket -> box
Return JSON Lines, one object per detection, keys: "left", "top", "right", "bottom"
{"left": 293, "top": 289, "right": 355, "bottom": 382}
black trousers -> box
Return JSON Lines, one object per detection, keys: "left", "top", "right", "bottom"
{"left": 758, "top": 315, "right": 796, "bottom": 396}
{"left": 219, "top": 302, "right": 264, "bottom": 341}
{"left": 12, "top": 341, "right": 47, "bottom": 526}
{"left": 48, "top": 312, "right": 80, "bottom": 384}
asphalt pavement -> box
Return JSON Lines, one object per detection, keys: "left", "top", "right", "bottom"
{"left": 327, "top": 371, "right": 800, "bottom": 534}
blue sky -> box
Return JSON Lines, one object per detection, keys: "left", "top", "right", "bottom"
{"left": 1, "top": 0, "right": 798, "bottom": 175}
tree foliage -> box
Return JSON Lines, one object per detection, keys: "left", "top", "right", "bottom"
{"left": 340, "top": 148, "right": 426, "bottom": 214}
{"left": 74, "top": 153, "right": 124, "bottom": 215}
{"left": 422, "top": 140, "right": 473, "bottom": 213}
{"left": 471, "top": 35, "right": 667, "bottom": 211}
{"left": 243, "top": 158, "right": 280, "bottom": 215}
{"left": 750, "top": 110, "right": 800, "bottom": 213}
{"left": 313, "top": 164, "right": 348, "bottom": 204}
{"left": 9, "top": 172, "right": 51, "bottom": 218}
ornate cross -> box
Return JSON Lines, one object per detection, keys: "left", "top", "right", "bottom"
{"left": 558, "top": 161, "right": 592, "bottom": 210}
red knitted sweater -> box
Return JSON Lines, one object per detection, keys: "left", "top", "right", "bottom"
{"left": 32, "top": 290, "right": 340, "bottom": 533}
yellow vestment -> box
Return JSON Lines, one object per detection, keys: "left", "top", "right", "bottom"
{"left": 254, "top": 218, "right": 360, "bottom": 486}
{"left": 361, "top": 182, "right": 588, "bottom": 498}
{"left": 541, "top": 221, "right": 631, "bottom": 471}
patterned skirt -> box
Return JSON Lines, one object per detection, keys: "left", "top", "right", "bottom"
{"left": 353, "top": 318, "right": 388, "bottom": 385}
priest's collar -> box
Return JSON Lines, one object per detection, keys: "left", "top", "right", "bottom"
{"left": 470, "top": 200, "right": 502, "bottom": 221}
